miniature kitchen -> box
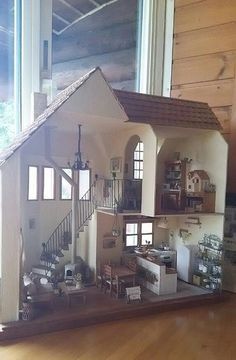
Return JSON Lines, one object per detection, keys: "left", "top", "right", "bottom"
{"left": 97, "top": 146, "right": 225, "bottom": 301}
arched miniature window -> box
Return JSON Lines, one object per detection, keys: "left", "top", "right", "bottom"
{"left": 133, "top": 141, "right": 144, "bottom": 180}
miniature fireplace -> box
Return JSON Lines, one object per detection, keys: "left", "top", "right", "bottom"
{"left": 64, "top": 264, "right": 76, "bottom": 281}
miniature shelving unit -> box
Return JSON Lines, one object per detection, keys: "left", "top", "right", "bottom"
{"left": 185, "top": 191, "right": 215, "bottom": 213}
{"left": 193, "top": 234, "right": 223, "bottom": 292}
{"left": 161, "top": 160, "right": 187, "bottom": 211}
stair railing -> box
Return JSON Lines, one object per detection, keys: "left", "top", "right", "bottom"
{"left": 77, "top": 180, "right": 96, "bottom": 233}
{"left": 40, "top": 181, "right": 96, "bottom": 271}
{"left": 95, "top": 178, "right": 142, "bottom": 212}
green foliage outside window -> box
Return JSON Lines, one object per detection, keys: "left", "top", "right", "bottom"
{"left": 0, "top": 100, "right": 16, "bottom": 150}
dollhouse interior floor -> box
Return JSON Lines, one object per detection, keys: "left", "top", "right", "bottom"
{"left": 0, "top": 280, "right": 224, "bottom": 341}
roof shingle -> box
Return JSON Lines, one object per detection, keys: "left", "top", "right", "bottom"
{"left": 114, "top": 89, "right": 222, "bottom": 131}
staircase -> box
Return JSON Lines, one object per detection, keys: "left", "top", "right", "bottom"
{"left": 32, "top": 182, "right": 96, "bottom": 280}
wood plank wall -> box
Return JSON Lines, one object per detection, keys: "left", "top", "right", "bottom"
{"left": 171, "top": 0, "right": 236, "bottom": 193}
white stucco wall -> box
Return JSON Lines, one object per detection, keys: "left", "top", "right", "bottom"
{"left": 0, "top": 154, "right": 21, "bottom": 322}
{"left": 156, "top": 131, "right": 227, "bottom": 214}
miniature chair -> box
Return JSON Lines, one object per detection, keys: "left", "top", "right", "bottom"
{"left": 119, "top": 259, "right": 137, "bottom": 295}
{"left": 126, "top": 286, "right": 142, "bottom": 304}
{"left": 103, "top": 264, "right": 119, "bottom": 297}
{"left": 96, "top": 263, "right": 105, "bottom": 291}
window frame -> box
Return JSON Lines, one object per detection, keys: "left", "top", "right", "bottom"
{"left": 42, "top": 166, "right": 56, "bottom": 200}
{"left": 79, "top": 169, "right": 91, "bottom": 201}
{"left": 124, "top": 219, "right": 154, "bottom": 248}
{"left": 60, "top": 167, "right": 72, "bottom": 200}
{"left": 27, "top": 165, "right": 39, "bottom": 201}
{"left": 133, "top": 141, "right": 144, "bottom": 180}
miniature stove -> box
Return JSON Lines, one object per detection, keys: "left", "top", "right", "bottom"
{"left": 64, "top": 264, "right": 76, "bottom": 281}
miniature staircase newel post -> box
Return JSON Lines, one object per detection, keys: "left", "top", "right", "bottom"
{"left": 71, "top": 182, "right": 79, "bottom": 264}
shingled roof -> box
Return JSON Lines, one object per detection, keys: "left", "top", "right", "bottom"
{"left": 114, "top": 89, "right": 222, "bottom": 131}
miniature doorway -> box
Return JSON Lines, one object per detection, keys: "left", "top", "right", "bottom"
{"left": 123, "top": 135, "right": 143, "bottom": 211}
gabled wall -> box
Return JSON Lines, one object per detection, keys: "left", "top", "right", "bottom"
{"left": 0, "top": 154, "right": 21, "bottom": 322}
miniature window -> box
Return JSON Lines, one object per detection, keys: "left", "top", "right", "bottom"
{"left": 28, "top": 166, "right": 38, "bottom": 200}
{"left": 125, "top": 220, "right": 153, "bottom": 247}
{"left": 141, "top": 222, "right": 153, "bottom": 246}
{"left": 43, "top": 167, "right": 55, "bottom": 200}
{"left": 125, "top": 223, "right": 138, "bottom": 247}
{"left": 133, "top": 141, "right": 144, "bottom": 179}
{"left": 79, "top": 170, "right": 91, "bottom": 200}
{"left": 60, "top": 168, "right": 72, "bottom": 200}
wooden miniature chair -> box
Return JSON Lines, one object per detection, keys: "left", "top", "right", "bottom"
{"left": 126, "top": 286, "right": 142, "bottom": 304}
{"left": 103, "top": 264, "right": 119, "bottom": 297}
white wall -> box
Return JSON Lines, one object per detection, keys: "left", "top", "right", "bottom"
{"left": 165, "top": 215, "right": 224, "bottom": 251}
{"left": 156, "top": 131, "right": 227, "bottom": 213}
{"left": 0, "top": 154, "right": 21, "bottom": 322}
{"left": 97, "top": 124, "right": 158, "bottom": 216}
{"left": 96, "top": 212, "right": 123, "bottom": 267}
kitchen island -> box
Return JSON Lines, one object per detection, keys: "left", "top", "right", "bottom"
{"left": 137, "top": 256, "right": 177, "bottom": 295}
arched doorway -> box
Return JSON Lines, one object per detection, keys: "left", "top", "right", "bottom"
{"left": 123, "top": 135, "right": 143, "bottom": 211}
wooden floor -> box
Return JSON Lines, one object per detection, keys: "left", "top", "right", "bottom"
{"left": 0, "top": 292, "right": 235, "bottom": 360}
{"left": 0, "top": 282, "right": 224, "bottom": 341}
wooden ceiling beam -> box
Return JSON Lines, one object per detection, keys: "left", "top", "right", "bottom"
{"left": 58, "top": 0, "right": 84, "bottom": 16}
{"left": 53, "top": 12, "right": 71, "bottom": 25}
{"left": 55, "top": 0, "right": 119, "bottom": 35}
{"left": 88, "top": 0, "right": 100, "bottom": 7}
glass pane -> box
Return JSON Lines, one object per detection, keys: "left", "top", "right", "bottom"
{"left": 134, "top": 161, "right": 140, "bottom": 170}
{"left": 61, "top": 168, "right": 72, "bottom": 200}
{"left": 126, "top": 235, "right": 138, "bottom": 247}
{"left": 52, "top": 0, "right": 139, "bottom": 94}
{"left": 28, "top": 166, "right": 38, "bottom": 200}
{"left": 126, "top": 223, "right": 138, "bottom": 234}
{"left": 0, "top": 0, "right": 16, "bottom": 150}
{"left": 139, "top": 142, "right": 144, "bottom": 151}
{"left": 141, "top": 234, "right": 153, "bottom": 246}
{"left": 134, "top": 170, "right": 139, "bottom": 179}
{"left": 135, "top": 142, "right": 140, "bottom": 151}
{"left": 139, "top": 170, "right": 143, "bottom": 179}
{"left": 140, "top": 161, "right": 143, "bottom": 170}
{"left": 142, "top": 222, "right": 153, "bottom": 234}
{"left": 139, "top": 151, "right": 143, "bottom": 160}
{"left": 134, "top": 151, "right": 139, "bottom": 160}
{"left": 79, "top": 170, "right": 90, "bottom": 199}
{"left": 43, "top": 167, "right": 54, "bottom": 199}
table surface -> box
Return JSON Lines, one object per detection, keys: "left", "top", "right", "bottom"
{"left": 112, "top": 266, "right": 136, "bottom": 278}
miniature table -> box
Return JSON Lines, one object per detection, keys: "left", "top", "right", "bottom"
{"left": 59, "top": 283, "right": 87, "bottom": 307}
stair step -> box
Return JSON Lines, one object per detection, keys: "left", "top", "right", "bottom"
{"left": 56, "top": 249, "right": 65, "bottom": 257}
{"left": 40, "top": 260, "right": 56, "bottom": 269}
{"left": 32, "top": 265, "right": 53, "bottom": 277}
{"left": 61, "top": 244, "right": 69, "bottom": 250}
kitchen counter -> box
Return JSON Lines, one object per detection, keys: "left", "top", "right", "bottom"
{"left": 137, "top": 256, "right": 177, "bottom": 295}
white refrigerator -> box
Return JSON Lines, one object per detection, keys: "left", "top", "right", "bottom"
{"left": 176, "top": 244, "right": 198, "bottom": 283}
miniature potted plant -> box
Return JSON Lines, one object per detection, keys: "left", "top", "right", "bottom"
{"left": 74, "top": 272, "right": 82, "bottom": 289}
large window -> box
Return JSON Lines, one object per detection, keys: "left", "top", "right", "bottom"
{"left": 28, "top": 166, "right": 38, "bottom": 200}
{"left": 133, "top": 141, "right": 143, "bottom": 179}
{"left": 125, "top": 220, "right": 153, "bottom": 247}
{"left": 43, "top": 167, "right": 55, "bottom": 200}
{"left": 60, "top": 168, "right": 72, "bottom": 200}
{"left": 0, "top": 0, "right": 17, "bottom": 149}
{"left": 79, "top": 170, "right": 90, "bottom": 200}
{"left": 52, "top": 0, "right": 139, "bottom": 95}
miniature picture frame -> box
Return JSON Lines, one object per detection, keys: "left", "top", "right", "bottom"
{"left": 103, "top": 236, "right": 116, "bottom": 249}
{"left": 110, "top": 157, "right": 122, "bottom": 173}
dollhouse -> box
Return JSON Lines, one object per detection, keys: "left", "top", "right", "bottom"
{"left": 0, "top": 68, "right": 227, "bottom": 329}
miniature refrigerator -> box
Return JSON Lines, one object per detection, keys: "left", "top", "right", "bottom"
{"left": 176, "top": 244, "right": 198, "bottom": 283}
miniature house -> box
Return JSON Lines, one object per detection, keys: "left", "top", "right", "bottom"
{"left": 0, "top": 68, "right": 228, "bottom": 324}
{"left": 187, "top": 170, "right": 210, "bottom": 193}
